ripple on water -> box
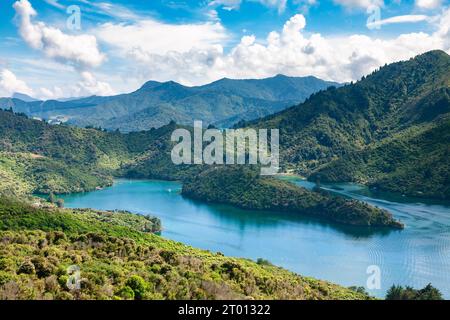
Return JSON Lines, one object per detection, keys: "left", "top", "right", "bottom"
{"left": 61, "top": 179, "right": 450, "bottom": 299}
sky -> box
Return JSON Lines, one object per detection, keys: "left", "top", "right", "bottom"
{"left": 0, "top": 0, "right": 448, "bottom": 99}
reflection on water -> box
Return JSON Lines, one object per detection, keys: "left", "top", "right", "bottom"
{"left": 61, "top": 178, "right": 450, "bottom": 299}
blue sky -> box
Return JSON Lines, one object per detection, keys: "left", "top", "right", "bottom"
{"left": 0, "top": 0, "right": 448, "bottom": 99}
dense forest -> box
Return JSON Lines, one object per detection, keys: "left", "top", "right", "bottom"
{"left": 246, "top": 50, "right": 450, "bottom": 200}
{"left": 182, "top": 166, "right": 403, "bottom": 228}
{"left": 0, "top": 109, "right": 405, "bottom": 228}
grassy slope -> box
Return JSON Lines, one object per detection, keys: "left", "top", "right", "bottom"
{"left": 0, "top": 197, "right": 368, "bottom": 300}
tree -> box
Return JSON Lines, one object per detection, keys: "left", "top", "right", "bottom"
{"left": 386, "top": 284, "right": 443, "bottom": 300}
{"left": 417, "top": 283, "right": 443, "bottom": 300}
{"left": 48, "top": 192, "right": 56, "bottom": 204}
{"left": 56, "top": 199, "right": 64, "bottom": 208}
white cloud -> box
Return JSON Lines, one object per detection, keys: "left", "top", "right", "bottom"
{"left": 43, "top": 0, "right": 65, "bottom": 10}
{"left": 75, "top": 71, "right": 115, "bottom": 96}
{"left": 366, "top": 14, "right": 430, "bottom": 28}
{"left": 333, "top": 0, "right": 384, "bottom": 9}
{"left": 416, "top": 0, "right": 443, "bottom": 9}
{"left": 35, "top": 72, "right": 114, "bottom": 99}
{"left": 8, "top": 1, "right": 450, "bottom": 98}
{"left": 13, "top": 0, "right": 106, "bottom": 69}
{"left": 210, "top": 0, "right": 288, "bottom": 12}
{"left": 210, "top": 0, "right": 242, "bottom": 10}
{"left": 0, "top": 68, "right": 113, "bottom": 100}
{"left": 257, "top": 0, "right": 288, "bottom": 13}
{"left": 0, "top": 69, "right": 34, "bottom": 97}
{"left": 79, "top": 0, "right": 142, "bottom": 21}
{"left": 117, "top": 10, "right": 450, "bottom": 86}
{"left": 96, "top": 19, "right": 229, "bottom": 56}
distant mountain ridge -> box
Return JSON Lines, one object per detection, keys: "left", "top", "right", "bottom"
{"left": 12, "top": 92, "right": 38, "bottom": 102}
{"left": 0, "top": 75, "right": 340, "bottom": 132}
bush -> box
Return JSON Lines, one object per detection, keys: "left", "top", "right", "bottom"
{"left": 18, "top": 260, "right": 35, "bottom": 275}
{"left": 256, "top": 258, "right": 273, "bottom": 266}
{"left": 31, "top": 257, "right": 54, "bottom": 278}
{"left": 125, "top": 275, "right": 147, "bottom": 300}
{"left": 116, "top": 286, "right": 135, "bottom": 300}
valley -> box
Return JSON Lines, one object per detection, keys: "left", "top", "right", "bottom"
{"left": 0, "top": 50, "right": 449, "bottom": 300}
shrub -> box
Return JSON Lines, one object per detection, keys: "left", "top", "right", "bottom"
{"left": 116, "top": 286, "right": 135, "bottom": 300}
{"left": 56, "top": 199, "right": 64, "bottom": 208}
{"left": 18, "top": 260, "right": 35, "bottom": 275}
{"left": 125, "top": 275, "right": 147, "bottom": 300}
{"left": 0, "top": 257, "right": 15, "bottom": 272}
{"left": 256, "top": 258, "right": 273, "bottom": 266}
{"left": 31, "top": 257, "right": 54, "bottom": 278}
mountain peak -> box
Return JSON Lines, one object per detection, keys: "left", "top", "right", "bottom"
{"left": 12, "top": 92, "right": 38, "bottom": 102}
{"left": 417, "top": 49, "right": 449, "bottom": 59}
{"left": 140, "top": 80, "right": 163, "bottom": 90}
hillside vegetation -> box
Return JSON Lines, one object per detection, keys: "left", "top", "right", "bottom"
{"left": 0, "top": 197, "right": 368, "bottom": 300}
{"left": 0, "top": 110, "right": 171, "bottom": 195}
{"left": 246, "top": 50, "right": 450, "bottom": 199}
{"left": 182, "top": 166, "right": 403, "bottom": 228}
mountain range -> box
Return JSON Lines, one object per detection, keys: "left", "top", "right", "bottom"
{"left": 0, "top": 75, "right": 339, "bottom": 132}
{"left": 0, "top": 50, "right": 448, "bottom": 200}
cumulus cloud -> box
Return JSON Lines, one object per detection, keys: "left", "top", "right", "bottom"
{"left": 416, "top": 0, "right": 443, "bottom": 9}
{"left": 34, "top": 71, "right": 115, "bottom": 99}
{"left": 115, "top": 10, "right": 450, "bottom": 86}
{"left": 96, "top": 19, "right": 229, "bottom": 56}
{"left": 13, "top": 0, "right": 106, "bottom": 69}
{"left": 0, "top": 67, "right": 113, "bottom": 100}
{"left": 0, "top": 69, "right": 34, "bottom": 97}
{"left": 75, "top": 71, "right": 115, "bottom": 96}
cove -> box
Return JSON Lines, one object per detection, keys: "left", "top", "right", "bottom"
{"left": 61, "top": 178, "right": 450, "bottom": 298}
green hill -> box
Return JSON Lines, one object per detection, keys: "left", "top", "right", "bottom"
{"left": 182, "top": 166, "right": 403, "bottom": 228}
{"left": 0, "top": 197, "right": 369, "bottom": 300}
{"left": 246, "top": 50, "right": 450, "bottom": 199}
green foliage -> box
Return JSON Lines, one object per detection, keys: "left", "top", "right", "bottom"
{"left": 0, "top": 197, "right": 370, "bottom": 300}
{"left": 125, "top": 275, "right": 147, "bottom": 300}
{"left": 182, "top": 166, "right": 403, "bottom": 228}
{"left": 385, "top": 284, "right": 443, "bottom": 300}
{"left": 116, "top": 286, "right": 135, "bottom": 300}
{"left": 311, "top": 118, "right": 450, "bottom": 199}
{"left": 248, "top": 50, "right": 450, "bottom": 199}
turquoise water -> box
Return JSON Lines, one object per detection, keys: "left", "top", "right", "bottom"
{"left": 61, "top": 178, "right": 450, "bottom": 298}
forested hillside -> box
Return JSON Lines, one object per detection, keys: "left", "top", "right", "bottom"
{"left": 247, "top": 50, "right": 450, "bottom": 199}
{"left": 182, "top": 166, "right": 403, "bottom": 228}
